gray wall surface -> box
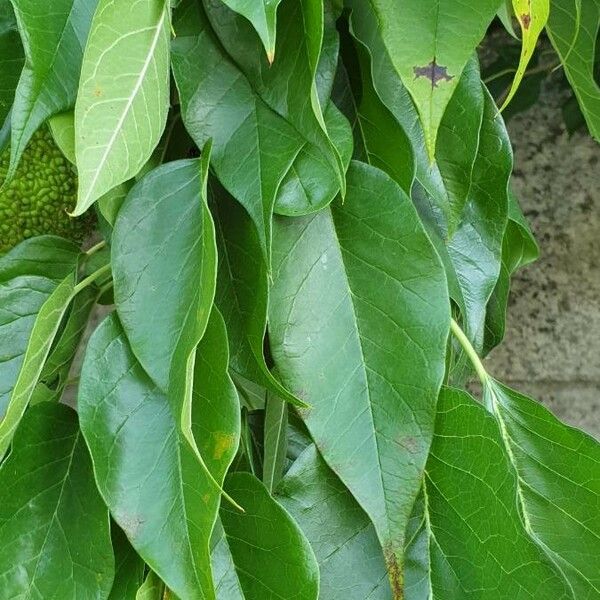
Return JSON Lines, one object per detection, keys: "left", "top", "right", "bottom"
{"left": 485, "top": 80, "right": 600, "bottom": 438}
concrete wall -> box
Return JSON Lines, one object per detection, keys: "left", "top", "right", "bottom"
{"left": 485, "top": 79, "right": 600, "bottom": 438}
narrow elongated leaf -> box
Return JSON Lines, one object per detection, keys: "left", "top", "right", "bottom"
{"left": 205, "top": 0, "right": 346, "bottom": 198}
{"left": 404, "top": 388, "right": 573, "bottom": 599}
{"left": 112, "top": 158, "right": 215, "bottom": 392}
{"left": 0, "top": 1, "right": 24, "bottom": 129}
{"left": 263, "top": 393, "right": 287, "bottom": 493}
{"left": 346, "top": 0, "right": 501, "bottom": 158}
{"left": 270, "top": 161, "right": 450, "bottom": 588}
{"left": 484, "top": 380, "right": 600, "bottom": 597}
{"left": 277, "top": 445, "right": 393, "bottom": 599}
{"left": 79, "top": 310, "right": 240, "bottom": 600}
{"left": 211, "top": 182, "right": 304, "bottom": 406}
{"left": 0, "top": 403, "right": 113, "bottom": 599}
{"left": 172, "top": 0, "right": 302, "bottom": 257}
{"left": 74, "top": 0, "right": 170, "bottom": 214}
{"left": 0, "top": 271, "right": 76, "bottom": 456}
{"left": 220, "top": 0, "right": 283, "bottom": 61}
{"left": 547, "top": 0, "right": 600, "bottom": 140}
{"left": 500, "top": 0, "right": 549, "bottom": 111}
{"left": 220, "top": 472, "right": 319, "bottom": 600}
{"left": 7, "top": 0, "right": 97, "bottom": 177}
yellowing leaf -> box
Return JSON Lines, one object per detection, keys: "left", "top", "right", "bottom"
{"left": 500, "top": 0, "right": 550, "bottom": 111}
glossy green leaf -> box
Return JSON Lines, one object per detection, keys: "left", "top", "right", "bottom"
{"left": 277, "top": 445, "right": 393, "bottom": 599}
{"left": 500, "top": 0, "right": 549, "bottom": 111}
{"left": 204, "top": 0, "right": 346, "bottom": 201}
{"left": 219, "top": 0, "right": 283, "bottom": 61}
{"left": 404, "top": 387, "right": 573, "bottom": 599}
{"left": 547, "top": 0, "right": 600, "bottom": 141}
{"left": 210, "top": 519, "right": 245, "bottom": 599}
{"left": 0, "top": 402, "right": 113, "bottom": 599}
{"left": 270, "top": 161, "right": 450, "bottom": 588}
{"left": 346, "top": 0, "right": 502, "bottom": 158}
{"left": 220, "top": 472, "right": 319, "bottom": 600}
{"left": 74, "top": 0, "right": 170, "bottom": 214}
{"left": 211, "top": 181, "right": 304, "bottom": 406}
{"left": 108, "top": 526, "right": 145, "bottom": 600}
{"left": 483, "top": 379, "right": 600, "bottom": 597}
{"left": 79, "top": 309, "right": 240, "bottom": 600}
{"left": 0, "top": 1, "right": 24, "bottom": 129}
{"left": 7, "top": 0, "right": 97, "bottom": 178}
{"left": 112, "top": 158, "right": 215, "bottom": 392}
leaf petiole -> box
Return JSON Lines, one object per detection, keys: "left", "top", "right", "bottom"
{"left": 449, "top": 318, "right": 489, "bottom": 385}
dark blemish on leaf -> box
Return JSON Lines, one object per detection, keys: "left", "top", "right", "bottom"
{"left": 413, "top": 60, "right": 453, "bottom": 88}
{"left": 384, "top": 547, "right": 404, "bottom": 599}
{"left": 521, "top": 13, "right": 531, "bottom": 28}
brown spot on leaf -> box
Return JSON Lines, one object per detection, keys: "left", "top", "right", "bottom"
{"left": 521, "top": 13, "right": 531, "bottom": 28}
{"left": 413, "top": 60, "right": 453, "bottom": 88}
{"left": 213, "top": 431, "right": 236, "bottom": 461}
{"left": 93, "top": 87, "right": 102, "bottom": 97}
{"left": 384, "top": 547, "right": 404, "bottom": 599}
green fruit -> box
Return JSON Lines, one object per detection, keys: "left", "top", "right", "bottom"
{"left": 0, "top": 126, "right": 94, "bottom": 252}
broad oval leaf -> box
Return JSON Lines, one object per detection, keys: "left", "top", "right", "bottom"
{"left": 112, "top": 158, "right": 215, "bottom": 392}
{"left": 405, "top": 387, "right": 573, "bottom": 599}
{"left": 484, "top": 380, "right": 600, "bottom": 597}
{"left": 277, "top": 444, "right": 393, "bottom": 599}
{"left": 346, "top": 0, "right": 502, "bottom": 158}
{"left": 220, "top": 472, "right": 319, "bottom": 600}
{"left": 79, "top": 310, "right": 240, "bottom": 600}
{"left": 7, "top": 0, "right": 98, "bottom": 177}
{"left": 269, "top": 161, "right": 450, "bottom": 589}
{"left": 0, "top": 402, "right": 113, "bottom": 599}
{"left": 74, "top": 0, "right": 170, "bottom": 214}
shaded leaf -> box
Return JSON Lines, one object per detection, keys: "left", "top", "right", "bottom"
{"left": 0, "top": 1, "right": 24, "bottom": 130}
{"left": 269, "top": 161, "right": 449, "bottom": 586}
{"left": 109, "top": 526, "right": 145, "bottom": 600}
{"left": 547, "top": 0, "right": 600, "bottom": 140}
{"left": 0, "top": 403, "right": 113, "bottom": 599}
{"left": 74, "top": 0, "right": 170, "bottom": 214}
{"left": 220, "top": 472, "right": 319, "bottom": 600}
{"left": 136, "top": 572, "right": 165, "bottom": 600}
{"left": 263, "top": 393, "right": 287, "bottom": 493}
{"left": 7, "top": 0, "right": 97, "bottom": 177}
{"left": 79, "top": 309, "right": 240, "bottom": 600}
{"left": 277, "top": 444, "right": 393, "bottom": 599}
{"left": 48, "top": 110, "right": 76, "bottom": 164}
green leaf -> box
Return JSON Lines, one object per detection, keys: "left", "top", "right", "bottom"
{"left": 112, "top": 158, "right": 215, "bottom": 392}
{"left": 346, "top": 0, "right": 502, "bottom": 158}
{"left": 263, "top": 393, "right": 287, "bottom": 493}
{"left": 74, "top": 0, "right": 170, "bottom": 214}
{"left": 109, "top": 526, "right": 146, "bottom": 600}
{"left": 7, "top": 0, "right": 97, "bottom": 178}
{"left": 79, "top": 309, "right": 240, "bottom": 600}
{"left": 211, "top": 181, "right": 304, "bottom": 406}
{"left": 219, "top": 0, "right": 283, "bottom": 61}
{"left": 483, "top": 379, "right": 600, "bottom": 597}
{"left": 500, "top": 0, "right": 549, "bottom": 111}
{"left": 269, "top": 161, "right": 450, "bottom": 588}
{"left": 277, "top": 445, "right": 393, "bottom": 599}
{"left": 0, "top": 272, "right": 77, "bottom": 456}
{"left": 0, "top": 1, "right": 24, "bottom": 129}
{"left": 0, "top": 402, "right": 113, "bottom": 598}
{"left": 404, "top": 387, "right": 573, "bottom": 599}
{"left": 220, "top": 472, "right": 319, "bottom": 600}
{"left": 48, "top": 110, "right": 76, "bottom": 164}
{"left": 547, "top": 0, "right": 600, "bottom": 141}
{"left": 136, "top": 572, "right": 165, "bottom": 600}
{"left": 210, "top": 520, "right": 245, "bottom": 599}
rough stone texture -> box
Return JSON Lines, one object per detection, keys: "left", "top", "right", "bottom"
{"left": 484, "top": 76, "right": 600, "bottom": 439}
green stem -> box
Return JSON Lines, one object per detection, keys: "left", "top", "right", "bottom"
{"left": 85, "top": 240, "right": 106, "bottom": 256}
{"left": 74, "top": 263, "right": 111, "bottom": 294}
{"left": 449, "top": 318, "right": 489, "bottom": 385}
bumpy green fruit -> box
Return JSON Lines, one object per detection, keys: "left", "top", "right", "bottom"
{"left": 0, "top": 126, "right": 94, "bottom": 253}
